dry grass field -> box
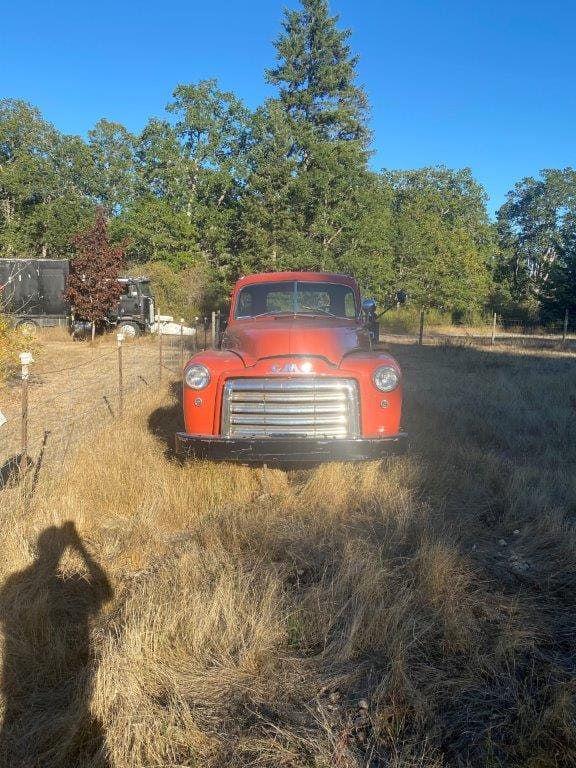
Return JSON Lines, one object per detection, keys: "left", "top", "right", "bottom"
{"left": 1, "top": 340, "right": 575, "bottom": 767}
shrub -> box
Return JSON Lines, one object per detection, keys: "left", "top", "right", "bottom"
{"left": 126, "top": 261, "right": 212, "bottom": 322}
{"left": 0, "top": 314, "right": 35, "bottom": 383}
{"left": 379, "top": 307, "right": 453, "bottom": 334}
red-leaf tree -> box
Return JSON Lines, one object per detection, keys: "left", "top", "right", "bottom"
{"left": 65, "top": 208, "right": 124, "bottom": 327}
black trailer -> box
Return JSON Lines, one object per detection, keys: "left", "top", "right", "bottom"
{"left": 0, "top": 258, "right": 155, "bottom": 337}
{"left": 0, "top": 259, "right": 69, "bottom": 329}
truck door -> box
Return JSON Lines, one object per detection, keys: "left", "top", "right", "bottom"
{"left": 118, "top": 281, "right": 140, "bottom": 318}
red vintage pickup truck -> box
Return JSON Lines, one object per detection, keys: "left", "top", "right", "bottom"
{"left": 176, "top": 271, "right": 407, "bottom": 463}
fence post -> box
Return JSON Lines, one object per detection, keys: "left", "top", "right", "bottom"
{"left": 180, "top": 318, "right": 185, "bottom": 371}
{"left": 157, "top": 314, "right": 163, "bottom": 383}
{"left": 418, "top": 309, "right": 425, "bottom": 346}
{"left": 203, "top": 317, "right": 208, "bottom": 350}
{"left": 117, "top": 332, "right": 124, "bottom": 418}
{"left": 491, "top": 312, "right": 497, "bottom": 346}
{"left": 211, "top": 311, "right": 216, "bottom": 349}
{"left": 563, "top": 308, "right": 569, "bottom": 346}
{"left": 193, "top": 317, "right": 198, "bottom": 353}
{"left": 19, "top": 351, "right": 33, "bottom": 475}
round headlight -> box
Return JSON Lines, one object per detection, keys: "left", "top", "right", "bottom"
{"left": 185, "top": 364, "right": 211, "bottom": 390}
{"left": 373, "top": 365, "right": 400, "bottom": 392}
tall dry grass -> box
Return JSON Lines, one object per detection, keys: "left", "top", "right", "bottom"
{"left": 1, "top": 342, "right": 575, "bottom": 767}
{"left": 0, "top": 314, "right": 38, "bottom": 383}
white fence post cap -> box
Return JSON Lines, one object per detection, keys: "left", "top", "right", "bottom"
{"left": 19, "top": 352, "right": 34, "bottom": 366}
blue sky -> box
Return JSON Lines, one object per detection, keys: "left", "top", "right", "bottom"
{"left": 1, "top": 0, "right": 574, "bottom": 215}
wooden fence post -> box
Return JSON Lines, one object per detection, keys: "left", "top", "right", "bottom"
{"left": 418, "top": 310, "right": 425, "bottom": 346}
{"left": 563, "top": 308, "right": 569, "bottom": 346}
{"left": 19, "top": 351, "right": 33, "bottom": 474}
{"left": 211, "top": 311, "right": 216, "bottom": 349}
{"left": 491, "top": 312, "right": 497, "bottom": 346}
{"left": 117, "top": 332, "right": 124, "bottom": 418}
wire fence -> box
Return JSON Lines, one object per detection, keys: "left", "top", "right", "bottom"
{"left": 379, "top": 309, "right": 576, "bottom": 350}
{"left": 3, "top": 303, "right": 572, "bottom": 490}
{"left": 0, "top": 327, "right": 201, "bottom": 491}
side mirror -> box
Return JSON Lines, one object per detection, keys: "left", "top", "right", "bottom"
{"left": 362, "top": 298, "right": 376, "bottom": 314}
{"left": 362, "top": 298, "right": 379, "bottom": 342}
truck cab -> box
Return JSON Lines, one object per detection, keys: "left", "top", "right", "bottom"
{"left": 176, "top": 271, "right": 407, "bottom": 464}
{"left": 115, "top": 278, "right": 155, "bottom": 337}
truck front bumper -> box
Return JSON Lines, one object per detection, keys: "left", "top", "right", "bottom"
{"left": 175, "top": 433, "right": 408, "bottom": 464}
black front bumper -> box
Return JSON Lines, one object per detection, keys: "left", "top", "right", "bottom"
{"left": 175, "top": 433, "right": 408, "bottom": 464}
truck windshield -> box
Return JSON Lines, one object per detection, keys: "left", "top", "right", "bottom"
{"left": 138, "top": 281, "right": 153, "bottom": 297}
{"left": 235, "top": 281, "right": 357, "bottom": 319}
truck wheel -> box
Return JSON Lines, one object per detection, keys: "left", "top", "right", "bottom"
{"left": 117, "top": 321, "right": 141, "bottom": 338}
{"left": 16, "top": 319, "right": 39, "bottom": 336}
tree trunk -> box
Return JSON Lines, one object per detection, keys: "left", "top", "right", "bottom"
{"left": 0, "top": 197, "right": 13, "bottom": 223}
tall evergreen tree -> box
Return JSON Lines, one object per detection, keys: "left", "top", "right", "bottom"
{"left": 267, "top": 0, "right": 368, "bottom": 143}
{"left": 261, "top": 0, "right": 371, "bottom": 269}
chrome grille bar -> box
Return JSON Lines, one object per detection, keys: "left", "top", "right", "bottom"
{"left": 222, "top": 378, "right": 359, "bottom": 439}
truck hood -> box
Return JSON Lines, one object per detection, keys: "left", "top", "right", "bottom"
{"left": 222, "top": 316, "right": 370, "bottom": 367}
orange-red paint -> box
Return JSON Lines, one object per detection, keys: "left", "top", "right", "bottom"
{"left": 182, "top": 271, "right": 403, "bottom": 439}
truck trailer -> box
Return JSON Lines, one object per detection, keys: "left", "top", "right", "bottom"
{"left": 0, "top": 258, "right": 155, "bottom": 337}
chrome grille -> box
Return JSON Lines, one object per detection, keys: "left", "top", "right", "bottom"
{"left": 222, "top": 378, "right": 360, "bottom": 438}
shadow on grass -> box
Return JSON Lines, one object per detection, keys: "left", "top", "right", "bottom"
{"left": 0, "top": 522, "right": 113, "bottom": 767}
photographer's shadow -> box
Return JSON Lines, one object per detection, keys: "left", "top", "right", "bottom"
{"left": 0, "top": 522, "right": 113, "bottom": 767}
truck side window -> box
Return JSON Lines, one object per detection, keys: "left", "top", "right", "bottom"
{"left": 238, "top": 290, "right": 253, "bottom": 316}
{"left": 344, "top": 291, "right": 356, "bottom": 318}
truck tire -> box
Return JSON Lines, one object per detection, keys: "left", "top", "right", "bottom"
{"left": 16, "top": 319, "right": 39, "bottom": 335}
{"left": 117, "top": 320, "right": 141, "bottom": 338}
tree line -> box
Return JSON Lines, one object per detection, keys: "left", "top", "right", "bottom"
{"left": 1, "top": 0, "right": 574, "bottom": 322}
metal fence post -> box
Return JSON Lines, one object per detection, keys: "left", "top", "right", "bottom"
{"left": 157, "top": 314, "right": 163, "bottom": 383}
{"left": 418, "top": 310, "right": 425, "bottom": 346}
{"left": 117, "top": 333, "right": 124, "bottom": 418}
{"left": 20, "top": 351, "right": 33, "bottom": 474}
{"left": 491, "top": 312, "right": 497, "bottom": 345}
{"left": 180, "top": 318, "right": 185, "bottom": 371}
{"left": 563, "top": 308, "right": 569, "bottom": 346}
